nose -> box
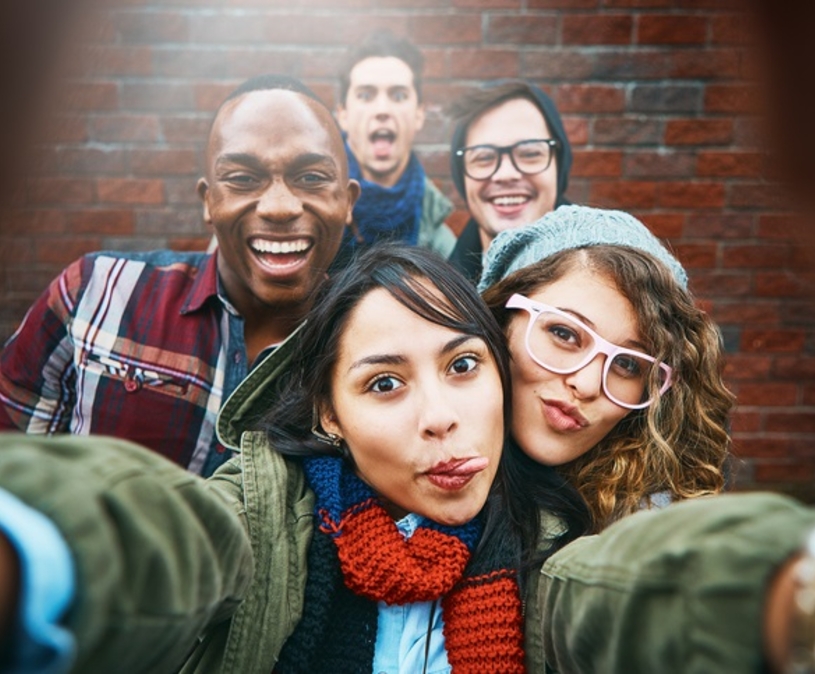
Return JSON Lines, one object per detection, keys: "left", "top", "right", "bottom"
{"left": 491, "top": 149, "right": 523, "bottom": 182}
{"left": 417, "top": 380, "right": 459, "bottom": 440}
{"left": 373, "top": 92, "right": 391, "bottom": 118}
{"left": 256, "top": 178, "right": 303, "bottom": 223}
{"left": 563, "top": 355, "right": 605, "bottom": 401}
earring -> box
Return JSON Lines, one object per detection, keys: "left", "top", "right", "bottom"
{"left": 311, "top": 404, "right": 341, "bottom": 448}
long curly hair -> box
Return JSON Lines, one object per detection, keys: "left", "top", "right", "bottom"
{"left": 482, "top": 245, "right": 734, "bottom": 532}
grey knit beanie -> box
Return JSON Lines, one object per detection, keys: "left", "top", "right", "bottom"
{"left": 477, "top": 205, "right": 688, "bottom": 292}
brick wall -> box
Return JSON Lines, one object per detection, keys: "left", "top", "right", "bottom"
{"left": 2, "top": 0, "right": 813, "bottom": 499}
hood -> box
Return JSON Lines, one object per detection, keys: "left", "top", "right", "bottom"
{"left": 216, "top": 324, "right": 305, "bottom": 452}
{"left": 450, "top": 79, "right": 572, "bottom": 208}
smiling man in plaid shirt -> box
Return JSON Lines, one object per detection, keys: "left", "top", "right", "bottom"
{"left": 0, "top": 74, "right": 360, "bottom": 476}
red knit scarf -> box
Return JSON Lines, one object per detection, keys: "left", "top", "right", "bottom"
{"left": 276, "top": 456, "right": 526, "bottom": 674}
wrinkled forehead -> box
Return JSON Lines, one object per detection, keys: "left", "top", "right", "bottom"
{"left": 207, "top": 89, "right": 345, "bottom": 164}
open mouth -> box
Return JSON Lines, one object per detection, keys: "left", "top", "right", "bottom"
{"left": 490, "top": 195, "right": 531, "bottom": 207}
{"left": 370, "top": 129, "right": 396, "bottom": 158}
{"left": 249, "top": 237, "right": 312, "bottom": 270}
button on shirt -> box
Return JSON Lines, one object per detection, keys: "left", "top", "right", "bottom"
{"left": 0, "top": 251, "right": 266, "bottom": 476}
{"left": 373, "top": 513, "right": 451, "bottom": 674}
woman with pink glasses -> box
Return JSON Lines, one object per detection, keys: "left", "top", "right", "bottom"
{"left": 480, "top": 205, "right": 733, "bottom": 531}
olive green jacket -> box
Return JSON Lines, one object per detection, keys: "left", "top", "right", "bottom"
{"left": 418, "top": 177, "right": 456, "bottom": 259}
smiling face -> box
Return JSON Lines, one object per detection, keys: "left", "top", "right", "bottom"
{"left": 337, "top": 56, "right": 425, "bottom": 188}
{"left": 506, "top": 265, "right": 638, "bottom": 466}
{"left": 320, "top": 287, "right": 504, "bottom": 526}
{"left": 198, "top": 89, "right": 360, "bottom": 323}
{"left": 464, "top": 97, "right": 559, "bottom": 250}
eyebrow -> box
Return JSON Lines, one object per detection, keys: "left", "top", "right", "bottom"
{"left": 347, "top": 334, "right": 481, "bottom": 372}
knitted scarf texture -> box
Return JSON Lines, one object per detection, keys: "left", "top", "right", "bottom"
{"left": 275, "top": 456, "right": 525, "bottom": 674}
{"left": 343, "top": 138, "right": 426, "bottom": 248}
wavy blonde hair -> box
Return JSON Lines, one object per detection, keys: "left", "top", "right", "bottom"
{"left": 482, "top": 246, "right": 734, "bottom": 532}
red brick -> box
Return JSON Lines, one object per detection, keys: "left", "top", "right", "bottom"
{"left": 192, "top": 83, "right": 237, "bottom": 112}
{"left": 56, "top": 148, "right": 127, "bottom": 175}
{"left": 689, "top": 270, "right": 752, "bottom": 297}
{"left": 449, "top": 50, "right": 520, "bottom": 78}
{"left": 753, "top": 462, "right": 815, "bottom": 484}
{"left": 665, "top": 119, "right": 733, "bottom": 145}
{"left": 673, "top": 242, "right": 716, "bottom": 268}
{"left": 161, "top": 116, "right": 212, "bottom": 144}
{"left": 704, "top": 84, "right": 759, "bottom": 114}
{"left": 730, "top": 437, "right": 789, "bottom": 459}
{"left": 97, "top": 179, "right": 165, "bottom": 205}
{"left": 563, "top": 117, "right": 589, "bottom": 145}
{"left": 188, "top": 13, "right": 269, "bottom": 43}
{"left": 130, "top": 149, "right": 200, "bottom": 176}
{"left": 722, "top": 353, "right": 772, "bottom": 380}
{"left": 0, "top": 237, "right": 34, "bottom": 265}
{"left": 710, "top": 12, "right": 756, "bottom": 45}
{"left": 61, "top": 81, "right": 119, "bottom": 111}
{"left": 163, "top": 178, "right": 200, "bottom": 205}
{"left": 528, "top": 0, "right": 597, "bottom": 7}
{"left": 758, "top": 213, "right": 809, "bottom": 240}
{"left": 658, "top": 182, "right": 725, "bottom": 209}
{"left": 592, "top": 50, "right": 673, "bottom": 79}
{"left": 78, "top": 46, "right": 153, "bottom": 76}
{"left": 34, "top": 237, "right": 104, "bottom": 266}
{"left": 635, "top": 212, "right": 684, "bottom": 238}
{"left": 685, "top": 213, "right": 754, "bottom": 239}
{"left": 152, "top": 47, "right": 230, "bottom": 78}
{"left": 593, "top": 116, "right": 662, "bottom": 145}
{"left": 764, "top": 409, "right": 815, "bottom": 433}
{"left": 728, "top": 184, "right": 786, "bottom": 210}
{"left": 485, "top": 16, "right": 557, "bottom": 44}
{"left": 122, "top": 83, "right": 193, "bottom": 111}
{"left": 114, "top": 11, "right": 190, "bottom": 43}
{"left": 28, "top": 179, "right": 94, "bottom": 205}
{"left": 589, "top": 180, "right": 658, "bottom": 209}
{"left": 562, "top": 14, "right": 633, "bottom": 45}
{"left": 453, "top": 0, "right": 520, "bottom": 7}
{"left": 729, "top": 408, "right": 761, "bottom": 433}
{"left": 805, "top": 387, "right": 815, "bottom": 406}
{"left": 697, "top": 151, "right": 763, "bottom": 178}
{"left": 755, "top": 272, "right": 812, "bottom": 299}
{"left": 713, "top": 301, "right": 779, "bottom": 325}
{"left": 1, "top": 209, "right": 66, "bottom": 236}
{"left": 555, "top": 85, "right": 625, "bottom": 113}
{"left": 604, "top": 0, "right": 672, "bottom": 6}
{"left": 39, "top": 116, "right": 89, "bottom": 143}
{"left": 66, "top": 210, "right": 135, "bottom": 235}
{"left": 571, "top": 151, "right": 623, "bottom": 178}
{"left": 520, "top": 49, "right": 594, "bottom": 80}
{"left": 169, "top": 235, "right": 212, "bottom": 251}
{"left": 773, "top": 357, "right": 815, "bottom": 380}
{"left": 741, "top": 329, "right": 806, "bottom": 354}
{"left": 637, "top": 15, "right": 707, "bottom": 45}
{"left": 623, "top": 151, "right": 695, "bottom": 178}
{"left": 722, "top": 243, "right": 788, "bottom": 269}
{"left": 735, "top": 383, "right": 799, "bottom": 407}
{"left": 89, "top": 114, "right": 161, "bottom": 142}
{"left": 671, "top": 49, "right": 741, "bottom": 78}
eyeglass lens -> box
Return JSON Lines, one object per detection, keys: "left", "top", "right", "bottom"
{"left": 528, "top": 311, "right": 666, "bottom": 407}
{"left": 463, "top": 140, "right": 553, "bottom": 180}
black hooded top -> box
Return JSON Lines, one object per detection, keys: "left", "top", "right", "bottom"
{"left": 447, "top": 80, "right": 573, "bottom": 284}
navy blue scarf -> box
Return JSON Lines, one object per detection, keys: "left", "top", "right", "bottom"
{"left": 344, "top": 138, "right": 426, "bottom": 249}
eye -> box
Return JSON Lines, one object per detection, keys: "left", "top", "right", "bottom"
{"left": 449, "top": 355, "right": 479, "bottom": 376}
{"left": 356, "top": 89, "right": 375, "bottom": 102}
{"left": 548, "top": 324, "right": 579, "bottom": 345}
{"left": 469, "top": 149, "right": 497, "bottom": 166}
{"left": 390, "top": 89, "right": 408, "bottom": 102}
{"left": 223, "top": 173, "right": 260, "bottom": 188}
{"left": 368, "top": 374, "right": 404, "bottom": 394}
{"left": 611, "top": 354, "right": 644, "bottom": 379}
{"left": 295, "top": 171, "right": 332, "bottom": 187}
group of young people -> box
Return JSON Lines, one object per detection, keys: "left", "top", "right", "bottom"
{"left": 1, "top": 25, "right": 815, "bottom": 674}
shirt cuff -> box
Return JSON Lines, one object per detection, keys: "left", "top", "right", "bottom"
{"left": 0, "top": 488, "right": 76, "bottom": 674}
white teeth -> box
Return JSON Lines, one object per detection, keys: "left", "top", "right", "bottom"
{"left": 251, "top": 239, "right": 310, "bottom": 254}
{"left": 492, "top": 196, "right": 529, "bottom": 206}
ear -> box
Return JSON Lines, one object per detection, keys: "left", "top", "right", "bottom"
{"left": 196, "top": 178, "right": 211, "bottom": 224}
{"left": 335, "top": 104, "right": 349, "bottom": 133}
{"left": 345, "top": 179, "right": 362, "bottom": 225}
{"left": 319, "top": 403, "right": 342, "bottom": 440}
{"left": 414, "top": 102, "right": 426, "bottom": 133}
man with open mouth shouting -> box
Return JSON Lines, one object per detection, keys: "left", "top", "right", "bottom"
{"left": 334, "top": 30, "right": 456, "bottom": 265}
{"left": 0, "top": 75, "right": 360, "bottom": 477}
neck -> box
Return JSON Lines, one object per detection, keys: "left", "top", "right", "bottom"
{"left": 477, "top": 226, "right": 494, "bottom": 253}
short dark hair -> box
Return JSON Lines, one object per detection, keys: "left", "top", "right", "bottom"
{"left": 338, "top": 30, "right": 424, "bottom": 103}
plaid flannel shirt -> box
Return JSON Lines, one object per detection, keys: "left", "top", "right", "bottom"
{"left": 0, "top": 250, "right": 260, "bottom": 476}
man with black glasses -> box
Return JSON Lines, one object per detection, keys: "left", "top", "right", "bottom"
{"left": 448, "top": 80, "right": 573, "bottom": 283}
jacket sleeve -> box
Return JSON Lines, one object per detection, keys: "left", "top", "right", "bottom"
{"left": 533, "top": 492, "right": 815, "bottom": 674}
{"left": 0, "top": 433, "right": 254, "bottom": 674}
{"left": 0, "top": 258, "right": 86, "bottom": 433}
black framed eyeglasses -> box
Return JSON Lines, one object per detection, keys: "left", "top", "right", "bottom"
{"left": 455, "top": 138, "right": 559, "bottom": 181}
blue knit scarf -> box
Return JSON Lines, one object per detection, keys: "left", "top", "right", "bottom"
{"left": 344, "top": 137, "right": 426, "bottom": 248}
